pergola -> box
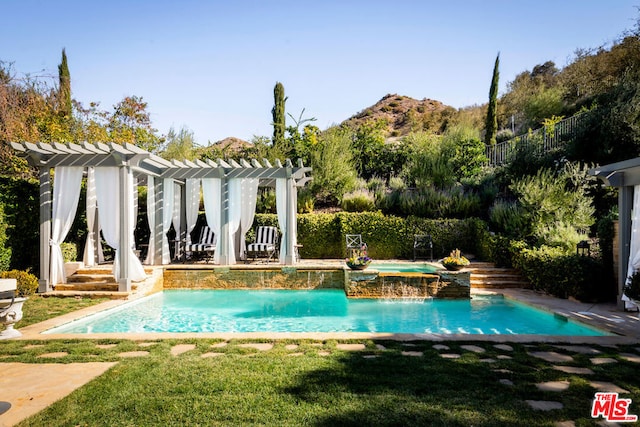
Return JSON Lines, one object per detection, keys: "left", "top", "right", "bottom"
{"left": 591, "top": 157, "right": 640, "bottom": 309}
{"left": 10, "top": 141, "right": 312, "bottom": 293}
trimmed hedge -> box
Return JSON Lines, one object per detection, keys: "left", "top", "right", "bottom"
{"left": 254, "top": 211, "right": 491, "bottom": 260}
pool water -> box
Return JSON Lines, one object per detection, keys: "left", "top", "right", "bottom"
{"left": 45, "top": 289, "right": 609, "bottom": 336}
{"left": 368, "top": 262, "right": 438, "bottom": 273}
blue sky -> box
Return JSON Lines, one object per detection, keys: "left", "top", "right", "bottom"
{"left": 2, "top": 0, "right": 637, "bottom": 144}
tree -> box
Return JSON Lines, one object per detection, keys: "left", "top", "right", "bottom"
{"left": 160, "top": 126, "right": 197, "bottom": 161}
{"left": 484, "top": 53, "right": 499, "bottom": 145}
{"left": 108, "top": 95, "right": 162, "bottom": 152}
{"left": 57, "top": 48, "right": 72, "bottom": 120}
{"left": 271, "top": 82, "right": 286, "bottom": 151}
{"left": 310, "top": 126, "right": 358, "bottom": 205}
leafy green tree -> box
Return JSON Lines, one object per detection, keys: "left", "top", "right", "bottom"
{"left": 484, "top": 53, "right": 500, "bottom": 145}
{"left": 108, "top": 96, "right": 162, "bottom": 152}
{"left": 440, "top": 125, "right": 488, "bottom": 183}
{"left": 160, "top": 126, "right": 197, "bottom": 161}
{"left": 271, "top": 82, "right": 287, "bottom": 152}
{"left": 57, "top": 48, "right": 72, "bottom": 120}
{"left": 310, "top": 126, "right": 358, "bottom": 206}
{"left": 350, "top": 119, "right": 386, "bottom": 179}
{"left": 509, "top": 162, "right": 595, "bottom": 251}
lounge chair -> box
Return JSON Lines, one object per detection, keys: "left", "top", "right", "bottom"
{"left": 345, "top": 234, "right": 367, "bottom": 259}
{"left": 185, "top": 225, "right": 217, "bottom": 262}
{"left": 413, "top": 234, "right": 433, "bottom": 261}
{"left": 245, "top": 226, "right": 279, "bottom": 263}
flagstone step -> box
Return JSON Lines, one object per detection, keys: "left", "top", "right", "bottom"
{"left": 55, "top": 282, "right": 138, "bottom": 292}
{"left": 41, "top": 290, "right": 132, "bottom": 300}
{"left": 467, "top": 262, "right": 530, "bottom": 289}
{"left": 67, "top": 274, "right": 116, "bottom": 284}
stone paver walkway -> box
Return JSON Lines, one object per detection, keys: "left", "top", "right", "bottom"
{"left": 0, "top": 362, "right": 116, "bottom": 427}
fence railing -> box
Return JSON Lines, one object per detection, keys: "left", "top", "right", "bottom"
{"left": 485, "top": 112, "right": 589, "bottom": 166}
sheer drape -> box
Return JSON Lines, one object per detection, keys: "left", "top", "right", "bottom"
{"left": 50, "top": 166, "right": 83, "bottom": 286}
{"left": 83, "top": 167, "right": 104, "bottom": 266}
{"left": 144, "top": 176, "right": 155, "bottom": 265}
{"left": 162, "top": 178, "right": 174, "bottom": 264}
{"left": 185, "top": 179, "right": 201, "bottom": 246}
{"left": 625, "top": 185, "right": 640, "bottom": 309}
{"left": 276, "top": 178, "right": 287, "bottom": 263}
{"left": 239, "top": 178, "right": 258, "bottom": 259}
{"left": 226, "top": 178, "right": 243, "bottom": 264}
{"left": 202, "top": 178, "right": 221, "bottom": 264}
{"left": 95, "top": 168, "right": 146, "bottom": 281}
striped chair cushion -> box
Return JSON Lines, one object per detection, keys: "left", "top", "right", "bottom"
{"left": 247, "top": 242, "right": 275, "bottom": 252}
{"left": 246, "top": 226, "right": 278, "bottom": 253}
{"left": 185, "top": 226, "right": 216, "bottom": 252}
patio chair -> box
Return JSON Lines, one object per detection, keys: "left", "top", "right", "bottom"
{"left": 413, "top": 234, "right": 433, "bottom": 261}
{"left": 345, "top": 234, "right": 367, "bottom": 259}
{"left": 184, "top": 225, "right": 217, "bottom": 263}
{"left": 245, "top": 226, "right": 279, "bottom": 263}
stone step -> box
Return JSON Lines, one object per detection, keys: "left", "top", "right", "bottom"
{"left": 67, "top": 274, "right": 116, "bottom": 284}
{"left": 42, "top": 290, "right": 132, "bottom": 300}
{"left": 471, "top": 280, "right": 530, "bottom": 289}
{"left": 55, "top": 282, "right": 138, "bottom": 292}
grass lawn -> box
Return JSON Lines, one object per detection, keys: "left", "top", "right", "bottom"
{"left": 2, "top": 298, "right": 640, "bottom": 426}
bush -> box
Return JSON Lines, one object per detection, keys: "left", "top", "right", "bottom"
{"left": 253, "top": 212, "right": 492, "bottom": 260}
{"left": 0, "top": 203, "right": 11, "bottom": 272}
{"left": 511, "top": 245, "right": 611, "bottom": 302}
{"left": 341, "top": 189, "right": 375, "bottom": 212}
{"left": 60, "top": 242, "right": 77, "bottom": 263}
{"left": 0, "top": 269, "right": 38, "bottom": 297}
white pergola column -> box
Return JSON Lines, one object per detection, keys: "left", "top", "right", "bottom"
{"left": 219, "top": 177, "right": 230, "bottom": 265}
{"left": 618, "top": 186, "right": 634, "bottom": 310}
{"left": 117, "top": 166, "right": 132, "bottom": 292}
{"left": 39, "top": 168, "right": 51, "bottom": 293}
{"left": 151, "top": 177, "right": 166, "bottom": 265}
{"left": 284, "top": 176, "right": 295, "bottom": 265}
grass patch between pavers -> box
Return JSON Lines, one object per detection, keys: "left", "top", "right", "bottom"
{"left": 2, "top": 339, "right": 640, "bottom": 426}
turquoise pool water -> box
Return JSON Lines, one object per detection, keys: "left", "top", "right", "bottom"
{"left": 368, "top": 262, "right": 438, "bottom": 273}
{"left": 45, "top": 289, "right": 609, "bottom": 336}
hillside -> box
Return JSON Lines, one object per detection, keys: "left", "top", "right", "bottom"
{"left": 343, "top": 94, "right": 459, "bottom": 137}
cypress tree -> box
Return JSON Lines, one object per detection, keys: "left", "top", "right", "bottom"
{"left": 484, "top": 53, "right": 500, "bottom": 146}
{"left": 271, "top": 82, "right": 286, "bottom": 148}
{"left": 58, "top": 48, "right": 72, "bottom": 119}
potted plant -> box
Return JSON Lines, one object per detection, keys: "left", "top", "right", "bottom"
{"left": 441, "top": 249, "right": 470, "bottom": 271}
{"left": 346, "top": 244, "right": 372, "bottom": 270}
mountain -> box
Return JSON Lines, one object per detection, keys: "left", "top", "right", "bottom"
{"left": 343, "top": 94, "right": 458, "bottom": 137}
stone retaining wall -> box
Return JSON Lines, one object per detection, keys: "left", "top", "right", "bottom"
{"left": 163, "top": 266, "right": 470, "bottom": 299}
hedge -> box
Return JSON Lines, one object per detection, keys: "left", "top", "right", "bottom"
{"left": 255, "top": 211, "right": 491, "bottom": 260}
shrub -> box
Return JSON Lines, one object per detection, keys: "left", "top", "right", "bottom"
{"left": 489, "top": 200, "right": 528, "bottom": 237}
{"left": 60, "top": 242, "right": 77, "bottom": 263}
{"left": 511, "top": 245, "right": 611, "bottom": 302}
{"left": 297, "top": 189, "right": 315, "bottom": 214}
{"left": 341, "top": 189, "right": 375, "bottom": 212}
{"left": 0, "top": 269, "right": 38, "bottom": 297}
{"left": 0, "top": 203, "right": 11, "bottom": 272}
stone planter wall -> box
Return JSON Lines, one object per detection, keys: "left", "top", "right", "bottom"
{"left": 347, "top": 271, "right": 470, "bottom": 299}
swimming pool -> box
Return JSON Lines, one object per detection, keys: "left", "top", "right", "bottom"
{"left": 368, "top": 262, "right": 439, "bottom": 273}
{"left": 44, "top": 289, "right": 609, "bottom": 336}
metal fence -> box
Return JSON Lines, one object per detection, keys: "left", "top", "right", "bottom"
{"left": 485, "top": 112, "right": 589, "bottom": 166}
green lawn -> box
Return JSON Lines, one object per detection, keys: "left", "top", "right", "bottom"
{"left": 3, "top": 297, "right": 639, "bottom": 426}
{"left": 1, "top": 338, "right": 639, "bottom": 426}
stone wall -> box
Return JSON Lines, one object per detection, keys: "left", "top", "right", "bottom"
{"left": 163, "top": 267, "right": 344, "bottom": 290}
{"left": 346, "top": 271, "right": 470, "bottom": 299}
{"left": 162, "top": 266, "right": 470, "bottom": 299}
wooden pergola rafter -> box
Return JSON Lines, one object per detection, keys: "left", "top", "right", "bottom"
{"left": 10, "top": 141, "right": 312, "bottom": 292}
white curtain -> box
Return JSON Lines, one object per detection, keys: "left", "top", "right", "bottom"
{"left": 172, "top": 182, "right": 182, "bottom": 259}
{"left": 83, "top": 167, "right": 104, "bottom": 266}
{"left": 95, "top": 167, "right": 146, "bottom": 281}
{"left": 625, "top": 184, "right": 640, "bottom": 309}
{"left": 50, "top": 166, "right": 83, "bottom": 286}
{"left": 227, "top": 178, "right": 243, "bottom": 264}
{"left": 162, "top": 178, "right": 174, "bottom": 264}
{"left": 276, "top": 178, "right": 287, "bottom": 263}
{"left": 202, "top": 178, "right": 221, "bottom": 264}
{"left": 125, "top": 171, "right": 147, "bottom": 281}
{"left": 239, "top": 178, "right": 258, "bottom": 260}
{"left": 144, "top": 176, "right": 155, "bottom": 265}
{"left": 276, "top": 178, "right": 298, "bottom": 264}
{"left": 185, "top": 179, "right": 201, "bottom": 246}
